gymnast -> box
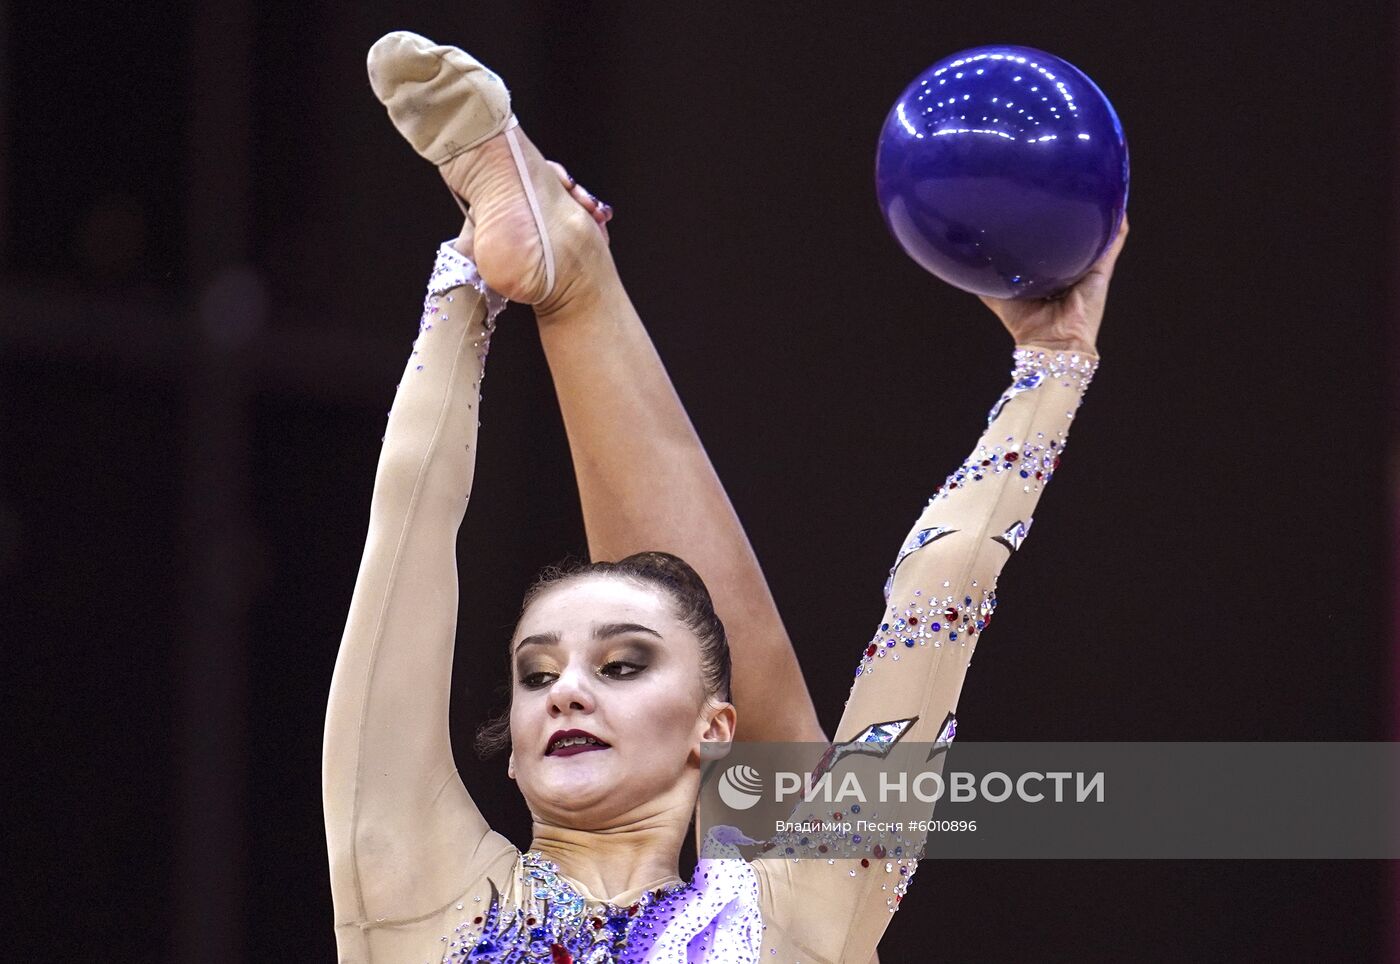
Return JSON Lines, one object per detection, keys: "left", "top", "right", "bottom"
{"left": 322, "top": 31, "right": 1127, "bottom": 963}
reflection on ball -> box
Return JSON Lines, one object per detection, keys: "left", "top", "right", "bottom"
{"left": 875, "top": 45, "right": 1129, "bottom": 300}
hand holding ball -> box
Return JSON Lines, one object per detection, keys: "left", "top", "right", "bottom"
{"left": 875, "top": 46, "right": 1129, "bottom": 300}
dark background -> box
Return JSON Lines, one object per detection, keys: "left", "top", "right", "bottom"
{"left": 4, "top": 0, "right": 1396, "bottom": 961}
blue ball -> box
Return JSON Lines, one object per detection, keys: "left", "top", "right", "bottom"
{"left": 875, "top": 46, "right": 1129, "bottom": 300}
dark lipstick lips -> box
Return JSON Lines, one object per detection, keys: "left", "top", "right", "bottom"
{"left": 545, "top": 728, "right": 610, "bottom": 757}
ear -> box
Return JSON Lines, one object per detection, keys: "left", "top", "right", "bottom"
{"left": 507, "top": 750, "right": 517, "bottom": 781}
{"left": 698, "top": 699, "right": 737, "bottom": 756}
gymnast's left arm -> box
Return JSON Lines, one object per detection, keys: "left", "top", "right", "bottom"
{"left": 752, "top": 219, "right": 1127, "bottom": 962}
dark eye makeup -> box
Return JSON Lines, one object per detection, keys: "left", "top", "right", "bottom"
{"left": 516, "top": 658, "right": 649, "bottom": 689}
{"left": 513, "top": 634, "right": 659, "bottom": 690}
{"left": 600, "top": 660, "right": 645, "bottom": 679}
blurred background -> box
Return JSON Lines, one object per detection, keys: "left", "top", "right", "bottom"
{"left": 3, "top": 1, "right": 1395, "bottom": 961}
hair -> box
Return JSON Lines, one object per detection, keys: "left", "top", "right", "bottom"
{"left": 474, "top": 551, "right": 732, "bottom": 758}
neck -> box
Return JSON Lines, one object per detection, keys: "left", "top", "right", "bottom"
{"left": 528, "top": 800, "right": 691, "bottom": 902}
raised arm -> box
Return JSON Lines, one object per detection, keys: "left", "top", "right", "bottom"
{"left": 755, "top": 221, "right": 1127, "bottom": 962}
{"left": 322, "top": 238, "right": 513, "bottom": 953}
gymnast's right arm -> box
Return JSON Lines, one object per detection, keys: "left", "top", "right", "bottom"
{"left": 322, "top": 242, "right": 513, "bottom": 950}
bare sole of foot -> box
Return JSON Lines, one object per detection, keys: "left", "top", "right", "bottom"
{"left": 454, "top": 161, "right": 613, "bottom": 262}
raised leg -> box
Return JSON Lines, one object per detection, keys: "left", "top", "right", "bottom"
{"left": 531, "top": 234, "right": 826, "bottom": 746}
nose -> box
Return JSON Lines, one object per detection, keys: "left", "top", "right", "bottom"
{"left": 546, "top": 664, "right": 596, "bottom": 717}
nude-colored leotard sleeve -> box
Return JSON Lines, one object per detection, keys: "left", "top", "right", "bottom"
{"left": 322, "top": 243, "right": 517, "bottom": 961}
{"left": 752, "top": 344, "right": 1099, "bottom": 963}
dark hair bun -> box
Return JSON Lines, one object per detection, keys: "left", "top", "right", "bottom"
{"left": 616, "top": 551, "right": 714, "bottom": 605}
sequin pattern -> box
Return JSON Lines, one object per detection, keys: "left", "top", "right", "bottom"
{"left": 930, "top": 347, "right": 1096, "bottom": 502}
{"left": 386, "top": 242, "right": 509, "bottom": 469}
{"left": 442, "top": 851, "right": 692, "bottom": 963}
{"left": 429, "top": 240, "right": 509, "bottom": 314}
{"left": 441, "top": 844, "right": 763, "bottom": 963}
{"left": 930, "top": 432, "right": 1063, "bottom": 501}
{"left": 841, "top": 347, "right": 1095, "bottom": 915}
{"left": 413, "top": 241, "right": 507, "bottom": 380}
{"left": 758, "top": 805, "right": 927, "bottom": 915}
{"left": 756, "top": 711, "right": 934, "bottom": 898}
{"left": 860, "top": 346, "right": 1096, "bottom": 679}
{"left": 856, "top": 585, "right": 1000, "bottom": 678}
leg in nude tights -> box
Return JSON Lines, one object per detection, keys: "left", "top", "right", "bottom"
{"left": 530, "top": 182, "right": 825, "bottom": 748}
{"left": 440, "top": 127, "right": 824, "bottom": 748}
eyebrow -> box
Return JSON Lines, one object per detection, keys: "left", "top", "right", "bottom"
{"left": 512, "top": 631, "right": 561, "bottom": 656}
{"left": 594, "top": 622, "right": 663, "bottom": 643}
{"left": 512, "top": 622, "right": 662, "bottom": 656}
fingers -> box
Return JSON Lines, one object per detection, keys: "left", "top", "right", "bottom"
{"left": 1082, "top": 211, "right": 1129, "bottom": 283}
{"left": 1105, "top": 211, "right": 1129, "bottom": 261}
{"left": 547, "top": 161, "right": 614, "bottom": 233}
{"left": 1105, "top": 212, "right": 1129, "bottom": 261}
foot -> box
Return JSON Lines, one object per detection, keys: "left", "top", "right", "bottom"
{"left": 453, "top": 162, "right": 613, "bottom": 260}
{"left": 368, "top": 32, "right": 608, "bottom": 312}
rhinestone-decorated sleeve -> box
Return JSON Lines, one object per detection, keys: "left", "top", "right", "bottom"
{"left": 753, "top": 344, "right": 1098, "bottom": 962}
{"left": 324, "top": 243, "right": 518, "bottom": 958}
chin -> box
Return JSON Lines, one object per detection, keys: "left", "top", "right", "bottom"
{"left": 523, "top": 756, "right": 626, "bottom": 818}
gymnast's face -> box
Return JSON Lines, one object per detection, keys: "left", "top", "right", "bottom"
{"left": 506, "top": 574, "right": 735, "bottom": 828}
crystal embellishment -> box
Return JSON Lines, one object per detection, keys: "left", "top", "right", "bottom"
{"left": 992, "top": 518, "right": 1032, "bottom": 553}
{"left": 884, "top": 525, "right": 957, "bottom": 602}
